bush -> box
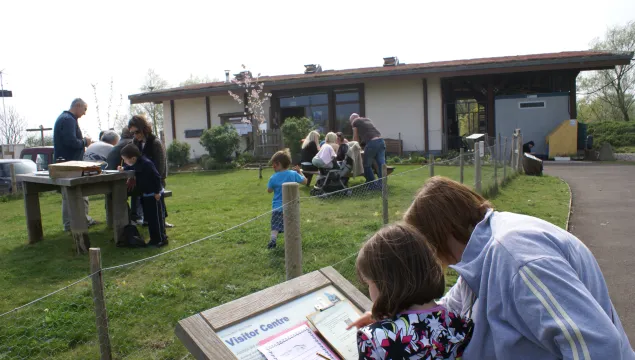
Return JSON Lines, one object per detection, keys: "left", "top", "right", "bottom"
{"left": 587, "top": 121, "right": 635, "bottom": 149}
{"left": 280, "top": 117, "right": 314, "bottom": 159}
{"left": 200, "top": 125, "right": 241, "bottom": 162}
{"left": 166, "top": 140, "right": 191, "bottom": 168}
{"left": 235, "top": 152, "right": 254, "bottom": 166}
{"left": 198, "top": 154, "right": 210, "bottom": 165}
{"left": 204, "top": 158, "right": 237, "bottom": 170}
{"left": 387, "top": 156, "right": 402, "bottom": 165}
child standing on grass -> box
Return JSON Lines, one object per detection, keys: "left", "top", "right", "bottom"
{"left": 356, "top": 223, "right": 473, "bottom": 360}
{"left": 118, "top": 144, "right": 168, "bottom": 248}
{"left": 267, "top": 149, "right": 307, "bottom": 249}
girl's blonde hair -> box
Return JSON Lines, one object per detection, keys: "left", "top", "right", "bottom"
{"left": 302, "top": 131, "right": 320, "bottom": 149}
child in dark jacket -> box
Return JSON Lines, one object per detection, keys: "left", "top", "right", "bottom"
{"left": 118, "top": 144, "right": 168, "bottom": 247}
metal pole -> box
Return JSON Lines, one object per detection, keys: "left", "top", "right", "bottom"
{"left": 474, "top": 142, "right": 481, "bottom": 193}
{"left": 0, "top": 71, "right": 7, "bottom": 125}
{"left": 503, "top": 137, "right": 508, "bottom": 181}
{"left": 382, "top": 164, "right": 389, "bottom": 225}
{"left": 459, "top": 148, "right": 464, "bottom": 184}
{"left": 429, "top": 154, "right": 434, "bottom": 177}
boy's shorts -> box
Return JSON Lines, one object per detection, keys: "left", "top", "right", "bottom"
{"left": 271, "top": 210, "right": 284, "bottom": 232}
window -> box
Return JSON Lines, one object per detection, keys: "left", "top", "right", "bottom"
{"left": 279, "top": 93, "right": 330, "bottom": 133}
{"left": 335, "top": 90, "right": 362, "bottom": 136}
{"left": 22, "top": 154, "right": 33, "bottom": 161}
{"left": 36, "top": 154, "right": 50, "bottom": 170}
{"left": 519, "top": 101, "right": 546, "bottom": 109}
{"left": 184, "top": 129, "right": 204, "bottom": 138}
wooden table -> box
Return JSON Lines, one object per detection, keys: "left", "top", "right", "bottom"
{"left": 17, "top": 172, "right": 134, "bottom": 254}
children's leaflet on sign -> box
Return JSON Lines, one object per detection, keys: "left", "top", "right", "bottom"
{"left": 215, "top": 285, "right": 346, "bottom": 360}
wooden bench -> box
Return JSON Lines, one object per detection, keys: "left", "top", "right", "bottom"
{"left": 302, "top": 171, "right": 319, "bottom": 187}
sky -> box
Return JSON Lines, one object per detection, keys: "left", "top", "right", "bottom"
{"left": 1, "top": 0, "right": 634, "bottom": 141}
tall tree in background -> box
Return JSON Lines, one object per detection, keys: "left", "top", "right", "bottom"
{"left": 91, "top": 78, "right": 124, "bottom": 130}
{"left": 136, "top": 69, "right": 169, "bottom": 136}
{"left": 579, "top": 21, "right": 635, "bottom": 122}
{"left": 179, "top": 74, "right": 219, "bottom": 87}
{"left": 0, "top": 106, "right": 26, "bottom": 144}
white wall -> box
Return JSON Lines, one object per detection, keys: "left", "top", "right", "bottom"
{"left": 173, "top": 98, "right": 207, "bottom": 157}
{"left": 427, "top": 77, "right": 443, "bottom": 152}
{"left": 364, "top": 78, "right": 425, "bottom": 152}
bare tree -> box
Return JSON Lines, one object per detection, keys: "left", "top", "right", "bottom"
{"left": 25, "top": 134, "right": 53, "bottom": 147}
{"left": 0, "top": 106, "right": 27, "bottom": 144}
{"left": 180, "top": 74, "right": 220, "bottom": 87}
{"left": 91, "top": 78, "right": 124, "bottom": 130}
{"left": 134, "top": 69, "right": 169, "bottom": 136}
{"left": 579, "top": 21, "right": 635, "bottom": 121}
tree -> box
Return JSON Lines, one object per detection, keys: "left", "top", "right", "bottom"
{"left": 25, "top": 135, "right": 53, "bottom": 147}
{"left": 134, "top": 69, "right": 169, "bottom": 136}
{"left": 180, "top": 74, "right": 220, "bottom": 87}
{"left": 200, "top": 125, "right": 240, "bottom": 162}
{"left": 0, "top": 106, "right": 26, "bottom": 144}
{"left": 578, "top": 95, "right": 635, "bottom": 123}
{"left": 91, "top": 78, "right": 124, "bottom": 131}
{"left": 579, "top": 21, "right": 635, "bottom": 121}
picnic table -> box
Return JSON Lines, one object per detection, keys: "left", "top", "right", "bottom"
{"left": 17, "top": 171, "right": 134, "bottom": 254}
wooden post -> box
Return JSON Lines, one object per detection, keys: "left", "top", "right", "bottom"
{"left": 9, "top": 163, "right": 17, "bottom": 194}
{"left": 111, "top": 180, "right": 128, "bottom": 245}
{"left": 89, "top": 248, "right": 113, "bottom": 360}
{"left": 493, "top": 142, "right": 498, "bottom": 190}
{"left": 459, "top": 148, "right": 464, "bottom": 184}
{"left": 282, "top": 183, "right": 302, "bottom": 280}
{"left": 259, "top": 163, "right": 263, "bottom": 179}
{"left": 23, "top": 182, "right": 43, "bottom": 244}
{"left": 382, "top": 164, "right": 389, "bottom": 225}
{"left": 62, "top": 187, "right": 91, "bottom": 254}
{"left": 498, "top": 133, "right": 502, "bottom": 164}
{"left": 517, "top": 132, "right": 523, "bottom": 173}
{"left": 511, "top": 135, "right": 517, "bottom": 171}
{"left": 429, "top": 155, "right": 435, "bottom": 177}
{"left": 474, "top": 142, "right": 481, "bottom": 193}
{"left": 503, "top": 138, "right": 508, "bottom": 181}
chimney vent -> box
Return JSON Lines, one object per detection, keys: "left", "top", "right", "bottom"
{"left": 224, "top": 70, "right": 230, "bottom": 83}
{"left": 383, "top": 57, "right": 399, "bottom": 66}
{"left": 304, "top": 64, "right": 322, "bottom": 74}
{"left": 233, "top": 70, "right": 252, "bottom": 82}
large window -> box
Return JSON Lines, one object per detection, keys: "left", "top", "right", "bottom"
{"left": 275, "top": 85, "right": 363, "bottom": 136}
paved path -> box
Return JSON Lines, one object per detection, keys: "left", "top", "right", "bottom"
{"left": 545, "top": 163, "right": 635, "bottom": 342}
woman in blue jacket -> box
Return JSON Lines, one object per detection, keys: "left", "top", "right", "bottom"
{"left": 351, "top": 177, "right": 634, "bottom": 359}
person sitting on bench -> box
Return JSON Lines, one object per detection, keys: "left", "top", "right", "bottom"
{"left": 300, "top": 130, "right": 320, "bottom": 172}
{"left": 312, "top": 132, "right": 338, "bottom": 170}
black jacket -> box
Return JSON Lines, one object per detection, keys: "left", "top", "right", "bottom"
{"left": 300, "top": 142, "right": 319, "bottom": 163}
{"left": 106, "top": 138, "right": 133, "bottom": 171}
{"left": 124, "top": 156, "right": 162, "bottom": 195}
{"left": 53, "top": 111, "right": 85, "bottom": 161}
{"left": 133, "top": 134, "right": 166, "bottom": 181}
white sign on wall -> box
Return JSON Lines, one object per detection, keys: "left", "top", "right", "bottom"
{"left": 478, "top": 141, "right": 485, "bottom": 158}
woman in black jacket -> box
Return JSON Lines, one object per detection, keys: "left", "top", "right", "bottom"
{"left": 300, "top": 130, "right": 320, "bottom": 171}
{"left": 128, "top": 115, "right": 173, "bottom": 227}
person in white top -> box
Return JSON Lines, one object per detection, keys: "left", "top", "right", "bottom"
{"left": 312, "top": 132, "right": 338, "bottom": 169}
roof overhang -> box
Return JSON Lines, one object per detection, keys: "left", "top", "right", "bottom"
{"left": 129, "top": 52, "right": 633, "bottom": 104}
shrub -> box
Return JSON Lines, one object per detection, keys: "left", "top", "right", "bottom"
{"left": 204, "top": 158, "right": 237, "bottom": 170}
{"left": 166, "top": 140, "right": 191, "bottom": 168}
{"left": 280, "top": 117, "right": 314, "bottom": 159}
{"left": 200, "top": 125, "right": 241, "bottom": 163}
{"left": 587, "top": 121, "right": 635, "bottom": 149}
{"left": 198, "top": 154, "right": 210, "bottom": 165}
{"left": 387, "top": 156, "right": 402, "bottom": 165}
{"left": 235, "top": 152, "right": 254, "bottom": 166}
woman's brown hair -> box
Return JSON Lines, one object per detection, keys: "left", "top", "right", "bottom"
{"left": 356, "top": 223, "right": 445, "bottom": 319}
{"left": 128, "top": 114, "right": 153, "bottom": 136}
{"left": 404, "top": 176, "right": 491, "bottom": 265}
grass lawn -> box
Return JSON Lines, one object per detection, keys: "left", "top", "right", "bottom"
{"left": 0, "top": 165, "right": 569, "bottom": 359}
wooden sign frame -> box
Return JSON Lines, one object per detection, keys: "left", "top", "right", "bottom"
{"left": 176, "top": 266, "right": 372, "bottom": 360}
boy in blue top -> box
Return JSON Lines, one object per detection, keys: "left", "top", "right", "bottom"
{"left": 267, "top": 149, "right": 307, "bottom": 249}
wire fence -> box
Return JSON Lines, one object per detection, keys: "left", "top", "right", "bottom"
{"left": 0, "top": 131, "right": 524, "bottom": 359}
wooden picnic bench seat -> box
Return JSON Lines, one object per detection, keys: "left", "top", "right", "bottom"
{"left": 302, "top": 171, "right": 320, "bottom": 187}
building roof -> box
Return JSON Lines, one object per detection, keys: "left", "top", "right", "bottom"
{"left": 129, "top": 50, "right": 633, "bottom": 104}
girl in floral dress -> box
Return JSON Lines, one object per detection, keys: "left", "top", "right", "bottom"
{"left": 356, "top": 223, "right": 473, "bottom": 360}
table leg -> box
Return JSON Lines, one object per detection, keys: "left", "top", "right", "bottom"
{"left": 62, "top": 186, "right": 90, "bottom": 254}
{"left": 111, "top": 180, "right": 128, "bottom": 245}
{"left": 23, "top": 182, "right": 43, "bottom": 244}
{"left": 105, "top": 194, "right": 113, "bottom": 229}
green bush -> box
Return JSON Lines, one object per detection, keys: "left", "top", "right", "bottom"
{"left": 204, "top": 158, "right": 237, "bottom": 170}
{"left": 198, "top": 154, "right": 210, "bottom": 165}
{"left": 166, "top": 140, "right": 191, "bottom": 168}
{"left": 387, "top": 156, "right": 402, "bottom": 165}
{"left": 200, "top": 125, "right": 241, "bottom": 162}
{"left": 587, "top": 121, "right": 635, "bottom": 149}
{"left": 235, "top": 152, "right": 254, "bottom": 166}
{"left": 280, "top": 117, "right": 314, "bottom": 159}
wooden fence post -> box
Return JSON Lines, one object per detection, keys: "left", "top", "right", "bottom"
{"left": 429, "top": 155, "right": 435, "bottom": 177}
{"left": 474, "top": 142, "right": 482, "bottom": 193}
{"left": 503, "top": 137, "right": 508, "bottom": 181}
{"left": 511, "top": 134, "right": 517, "bottom": 171}
{"left": 258, "top": 163, "right": 263, "bottom": 179}
{"left": 493, "top": 141, "right": 498, "bottom": 190}
{"left": 89, "top": 248, "right": 112, "bottom": 360}
{"left": 282, "top": 183, "right": 302, "bottom": 280}
{"left": 517, "top": 132, "right": 523, "bottom": 173}
{"left": 10, "top": 163, "right": 17, "bottom": 194}
{"left": 459, "top": 148, "right": 464, "bottom": 184}
{"left": 382, "top": 164, "right": 389, "bottom": 225}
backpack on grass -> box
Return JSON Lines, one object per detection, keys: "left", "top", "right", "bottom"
{"left": 117, "top": 225, "right": 147, "bottom": 248}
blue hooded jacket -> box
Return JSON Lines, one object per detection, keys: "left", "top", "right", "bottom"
{"left": 445, "top": 209, "right": 634, "bottom": 359}
{"left": 53, "top": 111, "right": 85, "bottom": 161}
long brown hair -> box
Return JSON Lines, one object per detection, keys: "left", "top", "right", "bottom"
{"left": 403, "top": 176, "right": 491, "bottom": 265}
{"left": 128, "top": 114, "right": 153, "bottom": 136}
{"left": 356, "top": 223, "right": 445, "bottom": 319}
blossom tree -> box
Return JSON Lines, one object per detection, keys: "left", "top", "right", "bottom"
{"left": 228, "top": 65, "right": 272, "bottom": 127}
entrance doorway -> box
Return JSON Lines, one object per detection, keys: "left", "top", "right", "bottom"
{"left": 280, "top": 106, "right": 306, "bottom": 125}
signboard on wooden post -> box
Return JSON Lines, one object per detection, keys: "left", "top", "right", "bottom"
{"left": 175, "top": 267, "right": 371, "bottom": 360}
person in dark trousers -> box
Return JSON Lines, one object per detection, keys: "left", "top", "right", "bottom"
{"left": 350, "top": 113, "right": 386, "bottom": 188}
{"left": 53, "top": 98, "right": 93, "bottom": 231}
{"left": 127, "top": 115, "right": 173, "bottom": 227}
{"left": 118, "top": 144, "right": 168, "bottom": 247}
{"left": 523, "top": 140, "right": 535, "bottom": 154}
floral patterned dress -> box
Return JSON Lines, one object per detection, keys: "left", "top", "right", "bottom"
{"left": 357, "top": 306, "right": 473, "bottom": 360}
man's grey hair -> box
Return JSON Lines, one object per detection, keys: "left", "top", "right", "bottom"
{"left": 70, "top": 98, "right": 86, "bottom": 109}
{"left": 100, "top": 130, "right": 120, "bottom": 145}
{"left": 120, "top": 127, "right": 133, "bottom": 139}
